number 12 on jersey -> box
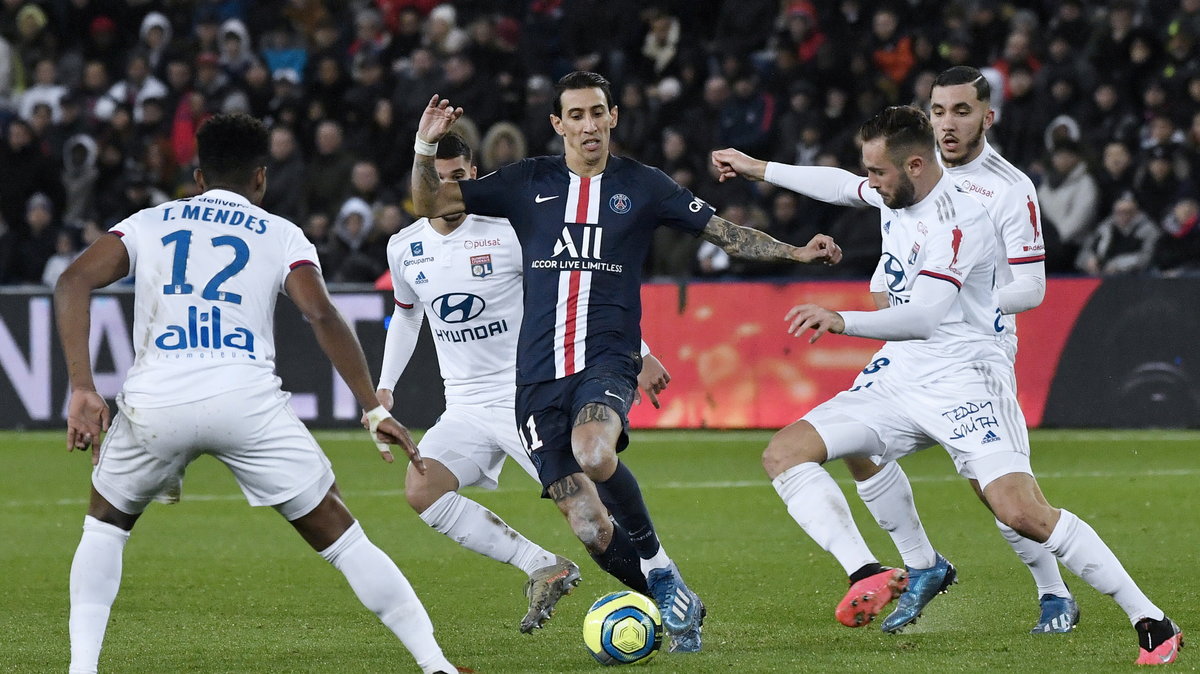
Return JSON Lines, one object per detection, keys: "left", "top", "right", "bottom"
{"left": 161, "top": 230, "right": 250, "bottom": 304}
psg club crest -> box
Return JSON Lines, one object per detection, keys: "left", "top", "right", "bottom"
{"left": 471, "top": 254, "right": 493, "bottom": 278}
{"left": 410, "top": 241, "right": 424, "bottom": 256}
{"left": 609, "top": 193, "right": 631, "bottom": 214}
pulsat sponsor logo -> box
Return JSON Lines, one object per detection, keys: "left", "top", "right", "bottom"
{"left": 960, "top": 180, "right": 994, "bottom": 198}
{"left": 464, "top": 238, "right": 501, "bottom": 250}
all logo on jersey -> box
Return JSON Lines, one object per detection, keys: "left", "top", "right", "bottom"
{"left": 431, "top": 292, "right": 485, "bottom": 323}
{"left": 415, "top": 271, "right": 429, "bottom": 284}
{"left": 470, "top": 254, "right": 493, "bottom": 278}
{"left": 609, "top": 193, "right": 631, "bottom": 214}
{"left": 907, "top": 242, "right": 921, "bottom": 265}
{"left": 410, "top": 241, "right": 424, "bottom": 256}
{"left": 553, "top": 226, "right": 603, "bottom": 259}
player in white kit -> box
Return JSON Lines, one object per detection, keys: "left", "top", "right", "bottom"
{"left": 55, "top": 114, "right": 460, "bottom": 674}
{"left": 833, "top": 65, "right": 1075, "bottom": 635}
{"left": 711, "top": 105, "right": 1182, "bottom": 666}
{"left": 372, "top": 133, "right": 671, "bottom": 634}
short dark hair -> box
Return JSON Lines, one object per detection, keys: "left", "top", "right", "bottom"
{"left": 435, "top": 132, "right": 473, "bottom": 164}
{"left": 553, "top": 70, "right": 613, "bottom": 117}
{"left": 933, "top": 66, "right": 991, "bottom": 103}
{"left": 858, "top": 105, "right": 935, "bottom": 166}
{"left": 196, "top": 113, "right": 269, "bottom": 185}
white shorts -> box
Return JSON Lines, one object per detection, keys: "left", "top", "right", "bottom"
{"left": 803, "top": 359, "right": 1032, "bottom": 489}
{"left": 419, "top": 402, "right": 538, "bottom": 490}
{"left": 93, "top": 386, "right": 334, "bottom": 519}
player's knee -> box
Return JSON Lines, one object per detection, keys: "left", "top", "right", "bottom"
{"left": 404, "top": 468, "right": 450, "bottom": 513}
{"left": 763, "top": 425, "right": 823, "bottom": 479}
{"left": 574, "top": 440, "right": 617, "bottom": 480}
{"left": 992, "top": 502, "right": 1055, "bottom": 543}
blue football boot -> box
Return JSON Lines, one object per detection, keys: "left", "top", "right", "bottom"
{"left": 647, "top": 563, "right": 705, "bottom": 653}
{"left": 1031, "top": 594, "right": 1080, "bottom": 634}
{"left": 880, "top": 553, "right": 957, "bottom": 634}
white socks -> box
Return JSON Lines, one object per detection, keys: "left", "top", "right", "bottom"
{"left": 319, "top": 521, "right": 454, "bottom": 674}
{"left": 638, "top": 545, "right": 672, "bottom": 578}
{"left": 1042, "top": 509, "right": 1164, "bottom": 625}
{"left": 420, "top": 491, "right": 556, "bottom": 576}
{"left": 773, "top": 463, "right": 876, "bottom": 576}
{"left": 995, "top": 518, "right": 1071, "bottom": 599}
{"left": 855, "top": 461, "right": 937, "bottom": 569}
{"left": 69, "top": 516, "right": 130, "bottom": 674}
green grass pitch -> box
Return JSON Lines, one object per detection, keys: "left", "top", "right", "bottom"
{"left": 1, "top": 429, "right": 1196, "bottom": 672}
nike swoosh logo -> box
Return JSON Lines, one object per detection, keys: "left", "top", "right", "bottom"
{"left": 604, "top": 390, "right": 624, "bottom": 402}
{"left": 1158, "top": 641, "right": 1178, "bottom": 663}
{"left": 534, "top": 194, "right": 560, "bottom": 203}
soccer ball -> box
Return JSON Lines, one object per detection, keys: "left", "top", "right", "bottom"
{"left": 582, "top": 591, "right": 663, "bottom": 666}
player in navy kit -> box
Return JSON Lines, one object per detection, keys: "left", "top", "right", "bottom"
{"left": 410, "top": 71, "right": 842, "bottom": 653}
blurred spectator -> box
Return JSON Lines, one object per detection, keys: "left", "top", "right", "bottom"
{"left": 994, "top": 65, "right": 1045, "bottom": 169}
{"left": 1048, "top": 0, "right": 1092, "bottom": 51}
{"left": 139, "top": 12, "right": 172, "bottom": 78}
{"left": 480, "top": 121, "right": 527, "bottom": 174}
{"left": 219, "top": 19, "right": 255, "bottom": 83}
{"left": 328, "top": 197, "right": 385, "bottom": 283}
{"left": 424, "top": 4, "right": 469, "bottom": 57}
{"left": 1135, "top": 144, "right": 1191, "bottom": 222}
{"left": 868, "top": 6, "right": 914, "bottom": 89}
{"left": 5, "top": 193, "right": 59, "bottom": 284}
{"left": 41, "top": 227, "right": 82, "bottom": 288}
{"left": 95, "top": 52, "right": 169, "bottom": 124}
{"left": 1095, "top": 141, "right": 1138, "bottom": 219}
{"left": 713, "top": 0, "right": 776, "bottom": 58}
{"left": 61, "top": 134, "right": 100, "bottom": 226}
{"left": 1080, "top": 81, "right": 1140, "bottom": 150}
{"left": 612, "top": 81, "right": 655, "bottom": 159}
{"left": 1154, "top": 196, "right": 1200, "bottom": 274}
{"left": 19, "top": 58, "right": 67, "bottom": 123}
{"left": 262, "top": 125, "right": 306, "bottom": 223}
{"left": 97, "top": 169, "right": 168, "bottom": 226}
{"left": 345, "top": 159, "right": 398, "bottom": 215}
{"left": 718, "top": 65, "right": 775, "bottom": 160}
{"left": 0, "top": 118, "right": 62, "bottom": 238}
{"left": 1076, "top": 192, "right": 1159, "bottom": 275}
{"left": 1038, "top": 140, "right": 1100, "bottom": 271}
{"left": 304, "top": 120, "right": 354, "bottom": 222}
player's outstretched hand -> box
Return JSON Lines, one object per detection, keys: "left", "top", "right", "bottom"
{"left": 418, "top": 95, "right": 464, "bottom": 145}
{"left": 794, "top": 233, "right": 843, "bottom": 265}
{"left": 785, "top": 304, "right": 846, "bottom": 344}
{"left": 375, "top": 417, "right": 426, "bottom": 474}
{"left": 66, "top": 388, "right": 110, "bottom": 465}
{"left": 711, "top": 148, "right": 768, "bottom": 183}
{"left": 635, "top": 354, "right": 671, "bottom": 409}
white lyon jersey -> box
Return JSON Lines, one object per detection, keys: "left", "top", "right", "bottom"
{"left": 941, "top": 141, "right": 1044, "bottom": 347}
{"left": 387, "top": 215, "right": 522, "bottom": 406}
{"left": 110, "top": 189, "right": 318, "bottom": 408}
{"left": 860, "top": 172, "right": 1009, "bottom": 383}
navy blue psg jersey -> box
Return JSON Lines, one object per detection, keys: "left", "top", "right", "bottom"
{"left": 459, "top": 155, "right": 715, "bottom": 385}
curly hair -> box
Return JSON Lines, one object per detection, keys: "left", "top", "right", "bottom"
{"left": 195, "top": 113, "right": 269, "bottom": 185}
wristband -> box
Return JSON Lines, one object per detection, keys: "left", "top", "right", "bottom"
{"left": 364, "top": 405, "right": 393, "bottom": 453}
{"left": 414, "top": 135, "right": 438, "bottom": 156}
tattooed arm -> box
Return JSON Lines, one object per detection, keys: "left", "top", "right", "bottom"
{"left": 410, "top": 95, "right": 468, "bottom": 218}
{"left": 700, "top": 214, "right": 844, "bottom": 265}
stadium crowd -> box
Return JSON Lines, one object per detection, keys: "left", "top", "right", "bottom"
{"left": 0, "top": 0, "right": 1199, "bottom": 287}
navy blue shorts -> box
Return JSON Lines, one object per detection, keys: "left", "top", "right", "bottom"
{"left": 515, "top": 361, "right": 637, "bottom": 496}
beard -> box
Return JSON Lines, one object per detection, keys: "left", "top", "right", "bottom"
{"left": 943, "top": 119, "right": 986, "bottom": 166}
{"left": 884, "top": 172, "right": 918, "bottom": 209}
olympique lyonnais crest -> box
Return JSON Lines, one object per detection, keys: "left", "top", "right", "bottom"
{"left": 609, "top": 193, "right": 631, "bottom": 214}
{"left": 471, "top": 254, "right": 493, "bottom": 278}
